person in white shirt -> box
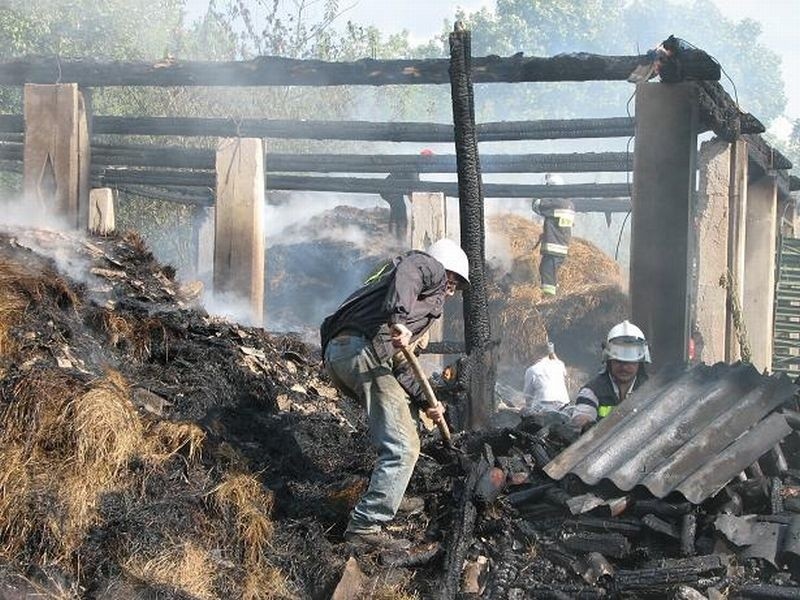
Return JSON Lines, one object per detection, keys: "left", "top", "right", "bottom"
{"left": 522, "top": 342, "right": 569, "bottom": 415}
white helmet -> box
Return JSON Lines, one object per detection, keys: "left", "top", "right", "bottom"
{"left": 427, "top": 238, "right": 470, "bottom": 284}
{"left": 544, "top": 173, "right": 565, "bottom": 186}
{"left": 603, "top": 320, "right": 651, "bottom": 363}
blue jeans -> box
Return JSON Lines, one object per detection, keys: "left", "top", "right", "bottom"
{"left": 324, "top": 334, "right": 420, "bottom": 534}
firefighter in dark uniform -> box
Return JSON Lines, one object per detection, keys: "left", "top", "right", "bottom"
{"left": 570, "top": 320, "right": 651, "bottom": 429}
{"left": 532, "top": 173, "right": 575, "bottom": 296}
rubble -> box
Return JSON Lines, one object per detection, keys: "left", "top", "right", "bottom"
{"left": 0, "top": 225, "right": 798, "bottom": 599}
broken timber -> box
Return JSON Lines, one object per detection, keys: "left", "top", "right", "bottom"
{"left": 0, "top": 52, "right": 720, "bottom": 87}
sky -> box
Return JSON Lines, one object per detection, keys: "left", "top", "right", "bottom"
{"left": 185, "top": 0, "right": 800, "bottom": 138}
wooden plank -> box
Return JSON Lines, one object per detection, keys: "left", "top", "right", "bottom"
{"left": 213, "top": 138, "right": 265, "bottom": 327}
{"left": 88, "top": 188, "right": 115, "bottom": 235}
{"left": 0, "top": 52, "right": 720, "bottom": 87}
{"left": 23, "top": 84, "right": 86, "bottom": 228}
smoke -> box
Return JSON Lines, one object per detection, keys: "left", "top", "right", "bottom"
{"left": 0, "top": 193, "right": 103, "bottom": 285}
{"left": 202, "top": 289, "right": 264, "bottom": 328}
{"left": 266, "top": 192, "right": 381, "bottom": 242}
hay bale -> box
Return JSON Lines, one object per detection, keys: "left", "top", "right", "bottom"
{"left": 448, "top": 214, "right": 629, "bottom": 383}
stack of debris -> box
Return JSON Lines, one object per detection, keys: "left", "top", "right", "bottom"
{"left": 0, "top": 226, "right": 798, "bottom": 600}
{"left": 446, "top": 362, "right": 800, "bottom": 598}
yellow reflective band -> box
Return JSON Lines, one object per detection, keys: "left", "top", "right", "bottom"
{"left": 553, "top": 209, "right": 575, "bottom": 227}
{"left": 541, "top": 284, "right": 557, "bottom": 295}
{"left": 363, "top": 261, "right": 391, "bottom": 284}
{"left": 542, "top": 242, "right": 569, "bottom": 255}
{"left": 597, "top": 405, "right": 613, "bottom": 418}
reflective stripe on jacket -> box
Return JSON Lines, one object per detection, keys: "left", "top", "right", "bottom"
{"left": 574, "top": 369, "right": 649, "bottom": 422}
{"left": 320, "top": 251, "right": 447, "bottom": 408}
{"left": 535, "top": 198, "right": 574, "bottom": 257}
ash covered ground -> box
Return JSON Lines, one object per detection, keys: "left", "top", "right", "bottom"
{"left": 0, "top": 220, "right": 797, "bottom": 599}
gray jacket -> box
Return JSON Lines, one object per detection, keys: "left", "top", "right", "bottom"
{"left": 320, "top": 250, "right": 447, "bottom": 405}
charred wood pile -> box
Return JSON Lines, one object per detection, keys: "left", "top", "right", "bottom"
{"left": 0, "top": 225, "right": 797, "bottom": 599}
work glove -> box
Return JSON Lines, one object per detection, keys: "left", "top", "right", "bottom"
{"left": 531, "top": 198, "right": 542, "bottom": 213}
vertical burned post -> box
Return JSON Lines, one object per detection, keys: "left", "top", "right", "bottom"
{"left": 448, "top": 24, "right": 496, "bottom": 429}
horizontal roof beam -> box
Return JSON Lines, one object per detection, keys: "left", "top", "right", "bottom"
{"left": 0, "top": 52, "right": 720, "bottom": 87}
{"left": 0, "top": 141, "right": 632, "bottom": 173}
{"left": 92, "top": 145, "right": 631, "bottom": 173}
{"left": 89, "top": 168, "right": 630, "bottom": 199}
{"left": 696, "top": 81, "right": 765, "bottom": 141}
{"left": 109, "top": 183, "right": 631, "bottom": 213}
{"left": 0, "top": 114, "right": 636, "bottom": 141}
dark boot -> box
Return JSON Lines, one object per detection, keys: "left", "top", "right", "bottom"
{"left": 344, "top": 531, "right": 411, "bottom": 551}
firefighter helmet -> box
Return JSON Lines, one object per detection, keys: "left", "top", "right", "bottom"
{"left": 603, "top": 320, "right": 651, "bottom": 363}
{"left": 427, "top": 238, "right": 470, "bottom": 284}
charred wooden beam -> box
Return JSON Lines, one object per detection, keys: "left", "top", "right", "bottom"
{"left": 4, "top": 139, "right": 633, "bottom": 174}
{"left": 563, "top": 532, "right": 631, "bottom": 559}
{"left": 90, "top": 168, "right": 632, "bottom": 202}
{"left": 642, "top": 514, "right": 681, "bottom": 539}
{"left": 421, "top": 340, "right": 466, "bottom": 355}
{"left": 745, "top": 134, "right": 793, "bottom": 197}
{"left": 615, "top": 555, "right": 728, "bottom": 592}
{"left": 438, "top": 451, "right": 482, "bottom": 600}
{"left": 564, "top": 516, "right": 643, "bottom": 536}
{"left": 633, "top": 499, "right": 693, "bottom": 520}
{"left": 115, "top": 185, "right": 213, "bottom": 207}
{"left": 681, "top": 513, "right": 697, "bottom": 557}
{"left": 91, "top": 144, "right": 633, "bottom": 173}
{"left": 696, "top": 81, "right": 765, "bottom": 142}
{"left": 450, "top": 26, "right": 496, "bottom": 430}
{"left": 0, "top": 51, "right": 719, "bottom": 87}
{"left": 0, "top": 113, "right": 637, "bottom": 141}
{"left": 506, "top": 483, "right": 555, "bottom": 507}
{"left": 518, "top": 585, "right": 605, "bottom": 599}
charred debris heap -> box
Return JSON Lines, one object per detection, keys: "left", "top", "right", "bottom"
{"left": 0, "top": 227, "right": 798, "bottom": 600}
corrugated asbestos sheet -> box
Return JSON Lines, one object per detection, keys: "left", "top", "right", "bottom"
{"left": 544, "top": 363, "right": 796, "bottom": 504}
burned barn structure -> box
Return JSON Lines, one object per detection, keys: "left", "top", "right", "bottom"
{"left": 1, "top": 27, "right": 800, "bottom": 600}
{"left": 0, "top": 31, "right": 797, "bottom": 423}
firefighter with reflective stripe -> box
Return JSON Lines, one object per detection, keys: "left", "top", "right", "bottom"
{"left": 532, "top": 174, "right": 575, "bottom": 296}
{"left": 320, "top": 238, "right": 469, "bottom": 551}
{"left": 570, "top": 320, "right": 650, "bottom": 429}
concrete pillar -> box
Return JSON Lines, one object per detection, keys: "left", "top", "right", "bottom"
{"left": 725, "top": 140, "right": 749, "bottom": 362}
{"left": 631, "top": 82, "right": 698, "bottom": 367}
{"left": 214, "top": 138, "right": 265, "bottom": 326}
{"left": 693, "top": 139, "right": 731, "bottom": 364}
{"left": 88, "top": 188, "right": 115, "bottom": 235}
{"left": 410, "top": 191, "right": 447, "bottom": 371}
{"left": 744, "top": 175, "right": 777, "bottom": 371}
{"left": 23, "top": 83, "right": 90, "bottom": 229}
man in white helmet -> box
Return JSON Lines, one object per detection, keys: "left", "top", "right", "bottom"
{"left": 531, "top": 173, "right": 575, "bottom": 296}
{"left": 569, "top": 320, "right": 651, "bottom": 429}
{"left": 320, "top": 238, "right": 469, "bottom": 550}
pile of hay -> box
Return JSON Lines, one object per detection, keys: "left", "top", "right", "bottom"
{"left": 472, "top": 214, "right": 627, "bottom": 384}
{"left": 0, "top": 228, "right": 373, "bottom": 599}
